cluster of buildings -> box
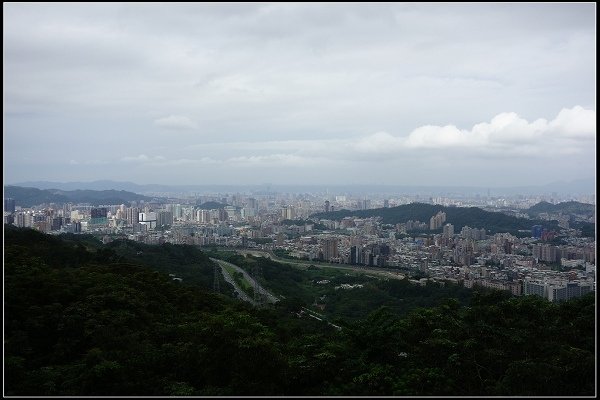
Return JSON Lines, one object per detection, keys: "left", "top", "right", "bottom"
{"left": 3, "top": 191, "right": 595, "bottom": 303}
{"left": 5, "top": 202, "right": 176, "bottom": 234}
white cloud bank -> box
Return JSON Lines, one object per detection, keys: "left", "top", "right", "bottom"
{"left": 350, "top": 105, "right": 595, "bottom": 158}
{"left": 128, "top": 106, "right": 595, "bottom": 168}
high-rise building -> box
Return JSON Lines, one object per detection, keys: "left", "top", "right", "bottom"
{"left": 224, "top": 205, "right": 237, "bottom": 219}
{"left": 442, "top": 223, "right": 454, "bottom": 238}
{"left": 126, "top": 207, "right": 140, "bottom": 225}
{"left": 90, "top": 208, "right": 108, "bottom": 225}
{"left": 139, "top": 212, "right": 157, "bottom": 230}
{"left": 350, "top": 245, "right": 361, "bottom": 264}
{"left": 361, "top": 199, "right": 370, "bottom": 210}
{"left": 503, "top": 240, "right": 513, "bottom": 254}
{"left": 62, "top": 203, "right": 72, "bottom": 218}
{"left": 218, "top": 208, "right": 228, "bottom": 222}
{"left": 324, "top": 200, "right": 330, "bottom": 213}
{"left": 523, "top": 279, "right": 547, "bottom": 298}
{"left": 532, "top": 244, "right": 559, "bottom": 263}
{"left": 51, "top": 216, "right": 64, "bottom": 231}
{"left": 157, "top": 211, "right": 173, "bottom": 228}
{"left": 15, "top": 212, "right": 33, "bottom": 228}
{"left": 4, "top": 198, "right": 15, "bottom": 213}
{"left": 247, "top": 198, "right": 258, "bottom": 210}
{"left": 542, "top": 281, "right": 592, "bottom": 302}
{"left": 201, "top": 209, "right": 211, "bottom": 223}
{"left": 430, "top": 211, "right": 446, "bottom": 230}
{"left": 171, "top": 204, "right": 182, "bottom": 220}
{"left": 241, "top": 207, "right": 255, "bottom": 219}
{"left": 281, "top": 205, "right": 295, "bottom": 220}
{"left": 322, "top": 238, "right": 339, "bottom": 261}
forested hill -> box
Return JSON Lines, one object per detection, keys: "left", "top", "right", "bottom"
{"left": 4, "top": 185, "right": 158, "bottom": 207}
{"left": 311, "top": 202, "right": 557, "bottom": 235}
{"left": 526, "top": 201, "right": 595, "bottom": 217}
{"left": 4, "top": 226, "right": 595, "bottom": 396}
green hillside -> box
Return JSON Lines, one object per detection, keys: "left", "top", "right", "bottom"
{"left": 4, "top": 226, "right": 595, "bottom": 396}
{"left": 4, "top": 186, "right": 156, "bottom": 207}
{"left": 196, "top": 201, "right": 228, "bottom": 209}
{"left": 105, "top": 239, "right": 221, "bottom": 290}
{"left": 312, "top": 202, "right": 557, "bottom": 235}
{"left": 207, "top": 251, "right": 475, "bottom": 322}
{"left": 527, "top": 201, "right": 595, "bottom": 217}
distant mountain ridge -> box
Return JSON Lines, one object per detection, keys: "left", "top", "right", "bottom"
{"left": 4, "top": 186, "right": 159, "bottom": 208}
{"left": 8, "top": 178, "right": 595, "bottom": 195}
{"left": 311, "top": 202, "right": 558, "bottom": 235}
{"left": 8, "top": 180, "right": 171, "bottom": 193}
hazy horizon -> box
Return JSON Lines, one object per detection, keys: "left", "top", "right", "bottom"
{"left": 4, "top": 3, "right": 596, "bottom": 187}
{"left": 5, "top": 177, "right": 596, "bottom": 198}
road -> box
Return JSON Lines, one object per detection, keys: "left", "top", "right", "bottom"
{"left": 214, "top": 258, "right": 256, "bottom": 305}
{"left": 237, "top": 249, "right": 406, "bottom": 281}
{"left": 211, "top": 258, "right": 279, "bottom": 305}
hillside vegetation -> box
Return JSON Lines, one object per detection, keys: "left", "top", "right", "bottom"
{"left": 207, "top": 250, "right": 475, "bottom": 322}
{"left": 311, "top": 202, "right": 558, "bottom": 235}
{"left": 527, "top": 201, "right": 595, "bottom": 217}
{"left": 4, "top": 226, "right": 595, "bottom": 396}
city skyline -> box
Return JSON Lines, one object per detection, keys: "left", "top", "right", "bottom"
{"left": 4, "top": 3, "right": 596, "bottom": 187}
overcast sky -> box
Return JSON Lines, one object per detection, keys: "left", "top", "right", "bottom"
{"left": 4, "top": 3, "right": 596, "bottom": 187}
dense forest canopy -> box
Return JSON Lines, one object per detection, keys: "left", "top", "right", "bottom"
{"left": 526, "top": 200, "right": 595, "bottom": 217}
{"left": 4, "top": 226, "right": 595, "bottom": 396}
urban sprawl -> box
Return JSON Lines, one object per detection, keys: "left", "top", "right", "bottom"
{"left": 4, "top": 191, "right": 595, "bottom": 304}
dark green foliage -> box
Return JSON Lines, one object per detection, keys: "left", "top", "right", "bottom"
{"left": 4, "top": 185, "right": 155, "bottom": 207}
{"left": 311, "top": 202, "right": 558, "bottom": 235}
{"left": 4, "top": 227, "right": 595, "bottom": 396}
{"left": 5, "top": 227, "right": 284, "bottom": 395}
{"left": 572, "top": 221, "right": 596, "bottom": 238}
{"left": 323, "top": 279, "right": 474, "bottom": 322}
{"left": 527, "top": 200, "right": 595, "bottom": 217}
{"left": 207, "top": 254, "right": 476, "bottom": 323}
{"left": 106, "top": 239, "right": 217, "bottom": 290}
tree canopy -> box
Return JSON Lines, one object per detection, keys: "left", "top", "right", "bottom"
{"left": 4, "top": 226, "right": 595, "bottom": 396}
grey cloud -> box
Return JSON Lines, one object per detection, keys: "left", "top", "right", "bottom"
{"left": 137, "top": 106, "right": 595, "bottom": 167}
{"left": 154, "top": 115, "right": 198, "bottom": 130}
{"left": 3, "top": 3, "right": 595, "bottom": 186}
